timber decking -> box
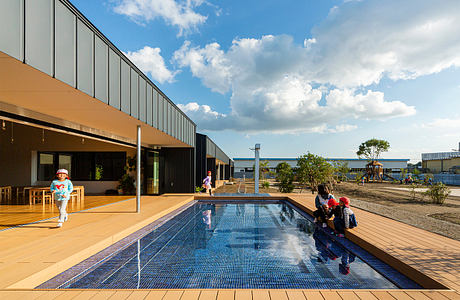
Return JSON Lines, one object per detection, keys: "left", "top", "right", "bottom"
{"left": 0, "top": 194, "right": 459, "bottom": 300}
{"left": 0, "top": 195, "right": 133, "bottom": 230}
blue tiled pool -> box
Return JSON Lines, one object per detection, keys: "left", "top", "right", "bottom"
{"left": 39, "top": 200, "right": 420, "bottom": 289}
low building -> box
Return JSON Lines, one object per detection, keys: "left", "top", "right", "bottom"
{"left": 196, "top": 133, "right": 233, "bottom": 188}
{"left": 422, "top": 151, "right": 460, "bottom": 174}
{"left": 233, "top": 157, "right": 409, "bottom": 178}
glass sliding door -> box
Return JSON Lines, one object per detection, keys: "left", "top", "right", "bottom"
{"left": 145, "top": 151, "right": 159, "bottom": 194}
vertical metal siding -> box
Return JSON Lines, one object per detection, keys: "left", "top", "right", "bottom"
{"left": 120, "top": 59, "right": 130, "bottom": 114}
{"left": 108, "top": 48, "right": 120, "bottom": 109}
{"left": 163, "top": 97, "right": 168, "bottom": 133}
{"left": 76, "top": 19, "right": 94, "bottom": 96}
{"left": 25, "top": 0, "right": 53, "bottom": 76}
{"left": 158, "top": 95, "right": 163, "bottom": 131}
{"left": 146, "top": 84, "right": 152, "bottom": 125}
{"left": 94, "top": 35, "right": 108, "bottom": 103}
{"left": 153, "top": 89, "right": 158, "bottom": 128}
{"left": 130, "top": 68, "right": 138, "bottom": 118}
{"left": 0, "top": 0, "right": 24, "bottom": 61}
{"left": 54, "top": 0, "right": 76, "bottom": 87}
{"left": 139, "top": 77, "right": 146, "bottom": 122}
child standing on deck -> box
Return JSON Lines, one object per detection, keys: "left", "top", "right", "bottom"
{"left": 50, "top": 169, "right": 74, "bottom": 228}
{"left": 202, "top": 171, "right": 213, "bottom": 196}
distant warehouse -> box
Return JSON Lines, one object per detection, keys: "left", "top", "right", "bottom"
{"left": 233, "top": 158, "right": 409, "bottom": 178}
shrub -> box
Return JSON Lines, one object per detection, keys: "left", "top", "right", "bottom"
{"left": 424, "top": 182, "right": 450, "bottom": 205}
{"left": 262, "top": 181, "right": 270, "bottom": 189}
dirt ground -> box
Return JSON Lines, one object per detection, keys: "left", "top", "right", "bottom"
{"left": 214, "top": 180, "right": 460, "bottom": 241}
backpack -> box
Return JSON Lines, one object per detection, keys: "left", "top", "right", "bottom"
{"left": 349, "top": 214, "right": 358, "bottom": 228}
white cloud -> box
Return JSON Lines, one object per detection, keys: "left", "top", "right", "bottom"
{"left": 422, "top": 118, "right": 460, "bottom": 129}
{"left": 112, "top": 0, "right": 207, "bottom": 35}
{"left": 124, "top": 46, "right": 177, "bottom": 84}
{"left": 173, "top": 41, "right": 231, "bottom": 93}
{"left": 173, "top": 0, "right": 460, "bottom": 133}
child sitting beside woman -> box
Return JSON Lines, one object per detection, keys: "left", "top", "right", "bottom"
{"left": 313, "top": 184, "right": 336, "bottom": 228}
{"left": 329, "top": 196, "right": 358, "bottom": 237}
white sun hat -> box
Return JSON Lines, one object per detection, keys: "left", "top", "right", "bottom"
{"left": 56, "top": 169, "right": 68, "bottom": 175}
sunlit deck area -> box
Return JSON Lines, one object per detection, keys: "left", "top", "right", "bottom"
{"left": 0, "top": 194, "right": 459, "bottom": 299}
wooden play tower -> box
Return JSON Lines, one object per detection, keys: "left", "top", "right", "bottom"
{"left": 365, "top": 161, "right": 384, "bottom": 182}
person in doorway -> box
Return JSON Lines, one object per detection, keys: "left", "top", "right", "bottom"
{"left": 202, "top": 171, "right": 213, "bottom": 196}
{"left": 50, "top": 169, "right": 74, "bottom": 228}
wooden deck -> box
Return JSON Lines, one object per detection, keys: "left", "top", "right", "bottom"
{"left": 0, "top": 193, "right": 459, "bottom": 300}
{"left": 0, "top": 195, "right": 133, "bottom": 230}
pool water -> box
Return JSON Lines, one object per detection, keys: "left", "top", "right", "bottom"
{"left": 41, "top": 201, "right": 420, "bottom": 289}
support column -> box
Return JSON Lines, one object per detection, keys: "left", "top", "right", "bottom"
{"left": 254, "top": 143, "right": 260, "bottom": 194}
{"left": 136, "top": 125, "right": 141, "bottom": 213}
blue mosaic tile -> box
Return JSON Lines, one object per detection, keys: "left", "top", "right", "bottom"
{"left": 38, "top": 200, "right": 421, "bottom": 289}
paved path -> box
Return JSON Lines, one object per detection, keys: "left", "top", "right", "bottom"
{"left": 385, "top": 187, "right": 460, "bottom": 197}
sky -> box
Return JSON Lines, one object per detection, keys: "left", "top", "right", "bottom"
{"left": 71, "top": 0, "right": 460, "bottom": 162}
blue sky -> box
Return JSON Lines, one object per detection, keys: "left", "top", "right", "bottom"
{"left": 71, "top": 0, "right": 460, "bottom": 162}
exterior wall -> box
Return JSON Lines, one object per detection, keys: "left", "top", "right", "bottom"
{"left": 0, "top": 122, "right": 135, "bottom": 193}
{"left": 0, "top": 0, "right": 195, "bottom": 148}
{"left": 195, "top": 134, "right": 207, "bottom": 187}
{"left": 424, "top": 158, "right": 460, "bottom": 173}
{"left": 161, "top": 148, "right": 195, "bottom": 193}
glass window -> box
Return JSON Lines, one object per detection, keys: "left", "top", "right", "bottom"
{"left": 58, "top": 154, "right": 72, "bottom": 174}
{"left": 38, "top": 151, "right": 126, "bottom": 181}
{"left": 38, "top": 153, "right": 55, "bottom": 181}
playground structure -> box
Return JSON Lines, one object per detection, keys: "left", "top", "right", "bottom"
{"left": 363, "top": 161, "right": 384, "bottom": 182}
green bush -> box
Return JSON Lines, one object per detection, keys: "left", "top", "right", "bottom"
{"left": 424, "top": 182, "right": 450, "bottom": 205}
{"left": 262, "top": 181, "right": 270, "bottom": 189}
{"left": 275, "top": 162, "right": 295, "bottom": 193}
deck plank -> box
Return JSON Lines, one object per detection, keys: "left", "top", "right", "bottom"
{"left": 199, "top": 290, "right": 218, "bottom": 300}
{"left": 403, "top": 291, "right": 432, "bottom": 300}
{"left": 71, "top": 290, "right": 100, "bottom": 300}
{"left": 353, "top": 291, "right": 379, "bottom": 300}
{"left": 302, "top": 291, "right": 324, "bottom": 300}
{"left": 385, "top": 291, "right": 412, "bottom": 300}
{"left": 270, "top": 290, "right": 289, "bottom": 300}
{"left": 126, "top": 290, "right": 150, "bottom": 300}
{"left": 108, "top": 290, "right": 134, "bottom": 300}
{"left": 163, "top": 290, "right": 184, "bottom": 300}
{"left": 252, "top": 290, "right": 270, "bottom": 300}
{"left": 319, "top": 291, "right": 341, "bottom": 300}
{"left": 144, "top": 290, "right": 167, "bottom": 300}
{"left": 369, "top": 291, "right": 396, "bottom": 300}
{"left": 337, "top": 291, "right": 360, "bottom": 300}
{"left": 286, "top": 290, "right": 306, "bottom": 300}
{"left": 235, "top": 290, "right": 252, "bottom": 300}
{"left": 217, "top": 290, "right": 235, "bottom": 300}
{"left": 181, "top": 290, "right": 201, "bottom": 300}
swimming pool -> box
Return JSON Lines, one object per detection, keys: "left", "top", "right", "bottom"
{"left": 39, "top": 200, "right": 420, "bottom": 289}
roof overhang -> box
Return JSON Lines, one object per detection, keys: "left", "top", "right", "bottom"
{"left": 0, "top": 51, "right": 189, "bottom": 148}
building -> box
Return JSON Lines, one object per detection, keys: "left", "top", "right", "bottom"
{"left": 195, "top": 133, "right": 233, "bottom": 188}
{"left": 233, "top": 157, "right": 409, "bottom": 178}
{"left": 422, "top": 150, "right": 460, "bottom": 174}
{"left": 0, "top": 0, "right": 230, "bottom": 194}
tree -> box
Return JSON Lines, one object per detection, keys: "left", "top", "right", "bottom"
{"left": 275, "top": 162, "right": 294, "bottom": 193}
{"left": 356, "top": 139, "right": 390, "bottom": 162}
{"left": 296, "top": 153, "right": 334, "bottom": 193}
{"left": 333, "top": 161, "right": 350, "bottom": 182}
{"left": 252, "top": 160, "right": 270, "bottom": 180}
